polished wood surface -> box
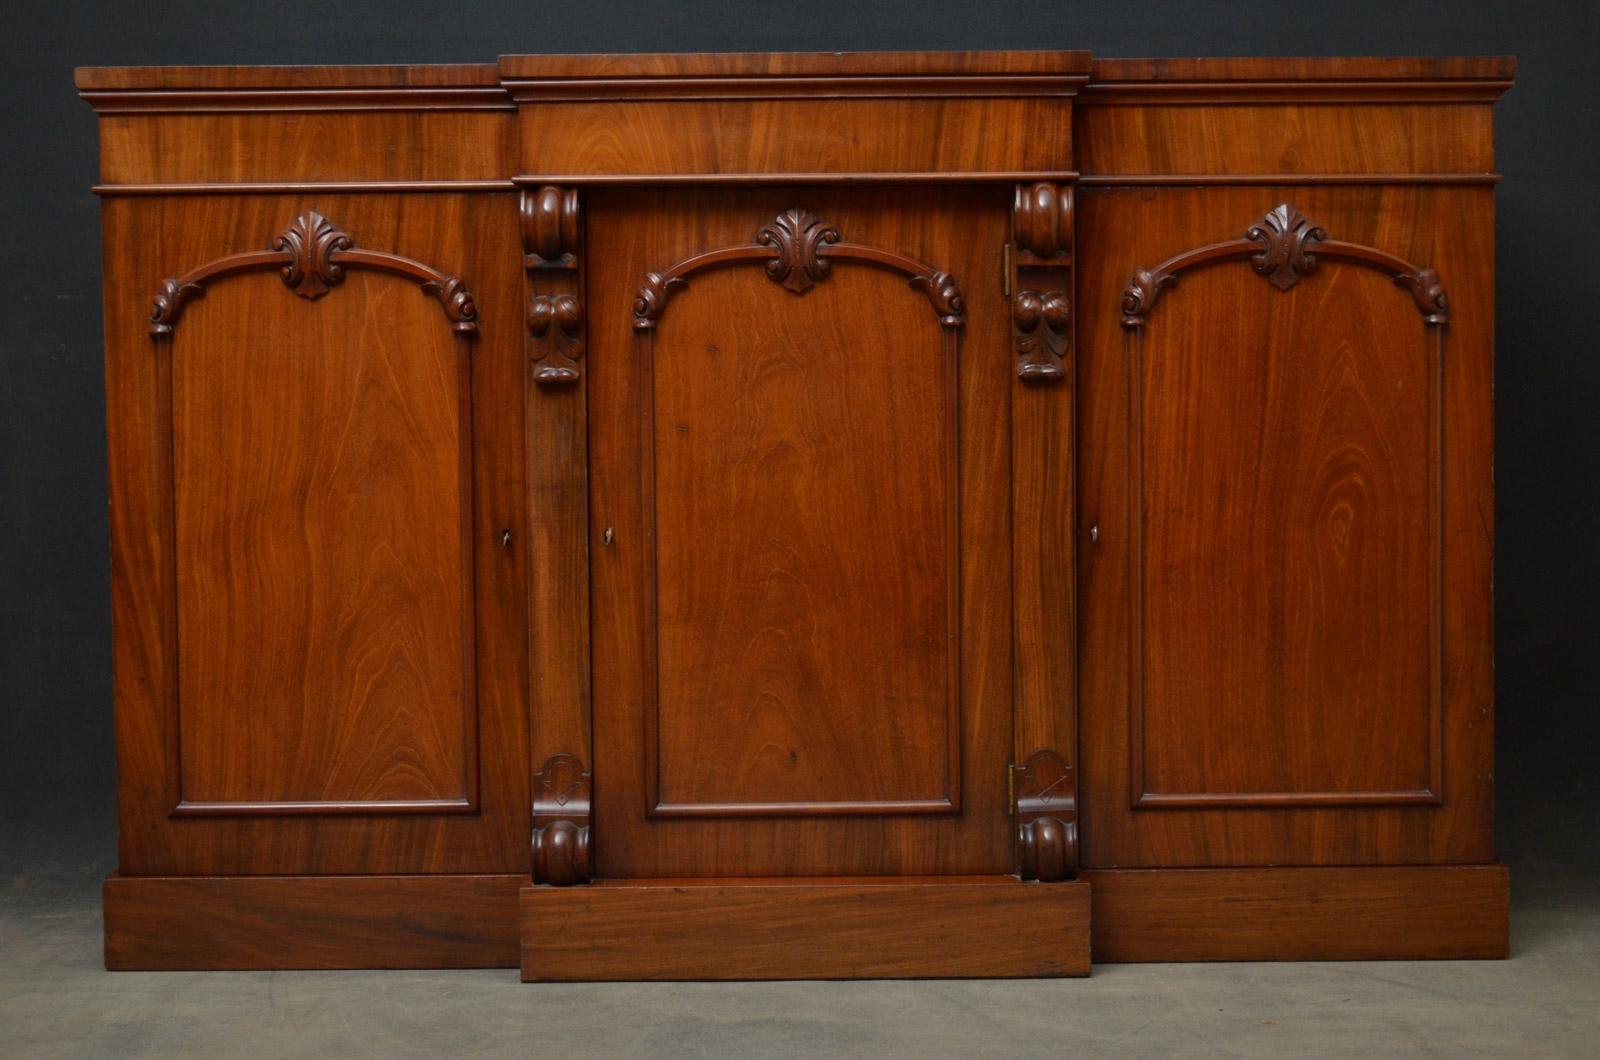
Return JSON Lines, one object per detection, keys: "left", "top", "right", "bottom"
{"left": 170, "top": 239, "right": 474, "bottom": 813}
{"left": 587, "top": 185, "right": 1015, "bottom": 872}
{"left": 101, "top": 193, "right": 529, "bottom": 873}
{"left": 80, "top": 50, "right": 1511, "bottom": 973}
{"left": 105, "top": 874, "right": 522, "bottom": 969}
{"left": 1077, "top": 184, "right": 1495, "bottom": 866}
{"left": 1086, "top": 865, "right": 1509, "bottom": 962}
{"left": 522, "top": 877, "right": 1090, "bottom": 980}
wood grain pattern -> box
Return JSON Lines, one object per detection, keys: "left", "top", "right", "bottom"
{"left": 1076, "top": 104, "right": 1496, "bottom": 177}
{"left": 588, "top": 185, "right": 1015, "bottom": 873}
{"left": 103, "top": 193, "right": 528, "bottom": 873}
{"left": 104, "top": 874, "right": 521, "bottom": 969}
{"left": 521, "top": 877, "right": 1090, "bottom": 980}
{"left": 521, "top": 184, "right": 593, "bottom": 882}
{"left": 636, "top": 201, "right": 961, "bottom": 817}
{"left": 170, "top": 261, "right": 476, "bottom": 813}
{"left": 1076, "top": 185, "right": 1495, "bottom": 866}
{"left": 96, "top": 112, "right": 515, "bottom": 184}
{"left": 501, "top": 50, "right": 1092, "bottom": 81}
{"left": 1008, "top": 182, "right": 1078, "bottom": 878}
{"left": 1086, "top": 865, "right": 1509, "bottom": 961}
{"left": 516, "top": 98, "right": 1074, "bottom": 178}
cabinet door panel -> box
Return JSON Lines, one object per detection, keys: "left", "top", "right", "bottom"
{"left": 173, "top": 271, "right": 474, "bottom": 811}
{"left": 1077, "top": 186, "right": 1494, "bottom": 867}
{"left": 105, "top": 194, "right": 528, "bottom": 873}
{"left": 588, "top": 186, "right": 1014, "bottom": 876}
{"left": 647, "top": 261, "right": 959, "bottom": 816}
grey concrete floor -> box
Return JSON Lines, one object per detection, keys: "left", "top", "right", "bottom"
{"left": 3, "top": 867, "right": 1598, "bottom": 1059}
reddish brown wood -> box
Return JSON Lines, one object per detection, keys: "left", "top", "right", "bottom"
{"left": 521, "top": 878, "right": 1090, "bottom": 980}
{"left": 1077, "top": 184, "right": 1495, "bottom": 866}
{"left": 104, "top": 874, "right": 522, "bottom": 969}
{"left": 103, "top": 193, "right": 528, "bottom": 874}
{"left": 81, "top": 51, "right": 1510, "bottom": 974}
{"left": 588, "top": 185, "right": 1013, "bottom": 871}
{"left": 521, "top": 184, "right": 594, "bottom": 882}
{"left": 1086, "top": 865, "right": 1509, "bottom": 961}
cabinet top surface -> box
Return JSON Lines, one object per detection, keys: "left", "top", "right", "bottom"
{"left": 74, "top": 51, "right": 1514, "bottom": 92}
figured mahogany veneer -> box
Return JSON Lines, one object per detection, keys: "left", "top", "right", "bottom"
{"left": 80, "top": 50, "right": 1512, "bottom": 978}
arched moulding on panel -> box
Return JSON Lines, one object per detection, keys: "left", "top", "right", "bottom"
{"left": 1120, "top": 202, "right": 1449, "bottom": 329}
{"left": 630, "top": 206, "right": 966, "bottom": 330}
{"left": 148, "top": 211, "right": 478, "bottom": 337}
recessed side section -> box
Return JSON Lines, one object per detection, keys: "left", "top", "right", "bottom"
{"left": 105, "top": 874, "right": 522, "bottom": 970}
{"left": 1087, "top": 865, "right": 1508, "bottom": 961}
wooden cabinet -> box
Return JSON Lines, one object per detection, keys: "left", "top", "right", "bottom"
{"left": 80, "top": 50, "right": 1513, "bottom": 978}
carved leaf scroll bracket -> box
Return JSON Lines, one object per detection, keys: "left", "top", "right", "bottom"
{"left": 531, "top": 752, "right": 593, "bottom": 886}
{"left": 631, "top": 207, "right": 966, "bottom": 330}
{"left": 1012, "top": 749, "right": 1079, "bottom": 881}
{"left": 521, "top": 185, "right": 586, "bottom": 386}
{"left": 148, "top": 211, "right": 478, "bottom": 336}
{"left": 1011, "top": 182, "right": 1074, "bottom": 382}
{"left": 1121, "top": 202, "right": 1449, "bottom": 329}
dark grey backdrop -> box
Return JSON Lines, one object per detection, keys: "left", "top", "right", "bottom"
{"left": 3, "top": 1, "right": 1596, "bottom": 876}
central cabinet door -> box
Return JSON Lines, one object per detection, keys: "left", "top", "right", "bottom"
{"left": 586, "top": 187, "right": 1013, "bottom": 877}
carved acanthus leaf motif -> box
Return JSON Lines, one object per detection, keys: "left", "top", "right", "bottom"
{"left": 1246, "top": 203, "right": 1327, "bottom": 291}
{"left": 1396, "top": 266, "right": 1450, "bottom": 326}
{"left": 529, "top": 293, "right": 585, "bottom": 385}
{"left": 911, "top": 270, "right": 966, "bottom": 329}
{"left": 150, "top": 277, "right": 204, "bottom": 336}
{"left": 756, "top": 207, "right": 840, "bottom": 294}
{"left": 421, "top": 276, "right": 479, "bottom": 332}
{"left": 1014, "top": 289, "right": 1071, "bottom": 381}
{"left": 632, "top": 271, "right": 687, "bottom": 330}
{"left": 271, "top": 211, "right": 354, "bottom": 299}
{"left": 1121, "top": 267, "right": 1177, "bottom": 329}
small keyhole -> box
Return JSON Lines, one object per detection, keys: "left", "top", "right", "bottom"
{"left": 500, "top": 529, "right": 512, "bottom": 548}
{"left": 1088, "top": 524, "right": 1100, "bottom": 544}
{"left": 603, "top": 527, "right": 614, "bottom": 546}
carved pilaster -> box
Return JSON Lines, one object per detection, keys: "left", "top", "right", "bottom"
{"left": 1010, "top": 184, "right": 1073, "bottom": 381}
{"left": 1012, "top": 750, "right": 1078, "bottom": 881}
{"left": 532, "top": 753, "right": 592, "bottom": 886}
{"left": 522, "top": 185, "right": 585, "bottom": 385}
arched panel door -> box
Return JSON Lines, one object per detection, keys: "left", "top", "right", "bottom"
{"left": 1077, "top": 188, "right": 1495, "bottom": 868}
{"left": 107, "top": 197, "right": 529, "bottom": 875}
{"left": 584, "top": 187, "right": 1021, "bottom": 877}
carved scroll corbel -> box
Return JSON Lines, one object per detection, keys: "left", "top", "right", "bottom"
{"left": 522, "top": 185, "right": 585, "bottom": 385}
{"left": 1012, "top": 749, "right": 1079, "bottom": 881}
{"left": 1010, "top": 183, "right": 1074, "bottom": 382}
{"left": 532, "top": 753, "right": 592, "bottom": 885}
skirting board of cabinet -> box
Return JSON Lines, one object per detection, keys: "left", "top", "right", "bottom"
{"left": 103, "top": 873, "right": 523, "bottom": 970}
{"left": 1083, "top": 864, "right": 1509, "bottom": 962}
{"left": 520, "top": 876, "right": 1091, "bottom": 980}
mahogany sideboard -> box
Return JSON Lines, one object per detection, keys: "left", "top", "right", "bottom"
{"left": 77, "top": 50, "right": 1514, "bottom": 978}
